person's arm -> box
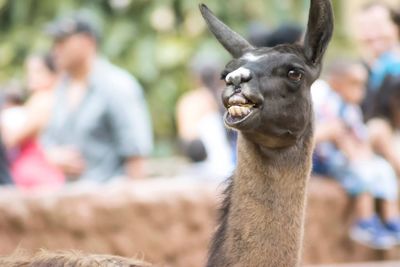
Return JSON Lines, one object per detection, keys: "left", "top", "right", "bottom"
{"left": 2, "top": 121, "right": 37, "bottom": 149}
{"left": 176, "top": 90, "right": 216, "bottom": 141}
{"left": 124, "top": 156, "right": 146, "bottom": 179}
{"left": 2, "top": 93, "right": 51, "bottom": 148}
{"left": 39, "top": 91, "right": 86, "bottom": 179}
{"left": 368, "top": 118, "right": 400, "bottom": 175}
{"left": 315, "top": 119, "right": 368, "bottom": 160}
{"left": 337, "top": 133, "right": 373, "bottom": 161}
{"left": 314, "top": 119, "right": 346, "bottom": 144}
{"left": 44, "top": 146, "right": 86, "bottom": 178}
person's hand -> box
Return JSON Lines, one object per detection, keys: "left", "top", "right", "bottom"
{"left": 315, "top": 119, "right": 347, "bottom": 144}
{"left": 125, "top": 156, "right": 146, "bottom": 179}
{"left": 327, "top": 120, "right": 348, "bottom": 144}
{"left": 46, "top": 147, "right": 86, "bottom": 178}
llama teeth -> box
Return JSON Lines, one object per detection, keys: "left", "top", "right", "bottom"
{"left": 228, "top": 106, "right": 234, "bottom": 116}
{"left": 228, "top": 106, "right": 251, "bottom": 118}
{"left": 241, "top": 106, "right": 251, "bottom": 115}
{"left": 228, "top": 106, "right": 239, "bottom": 117}
{"left": 234, "top": 106, "right": 242, "bottom": 117}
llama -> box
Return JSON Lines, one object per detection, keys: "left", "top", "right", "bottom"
{"left": 0, "top": 250, "right": 152, "bottom": 267}
{"left": 200, "top": 0, "right": 334, "bottom": 266}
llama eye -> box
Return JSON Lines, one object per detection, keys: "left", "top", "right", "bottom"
{"left": 288, "top": 70, "right": 303, "bottom": 82}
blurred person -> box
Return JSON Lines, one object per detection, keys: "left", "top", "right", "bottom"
{"left": 0, "top": 140, "right": 12, "bottom": 185}
{"left": 376, "top": 75, "right": 400, "bottom": 129}
{"left": 247, "top": 22, "right": 270, "bottom": 48}
{"left": 0, "top": 89, "right": 13, "bottom": 186}
{"left": 248, "top": 23, "right": 303, "bottom": 48}
{"left": 392, "top": 7, "right": 400, "bottom": 32}
{"left": 0, "top": 86, "right": 25, "bottom": 110}
{"left": 312, "top": 60, "right": 400, "bottom": 249}
{"left": 368, "top": 74, "right": 400, "bottom": 172}
{"left": 355, "top": 2, "right": 400, "bottom": 111}
{"left": 0, "top": 85, "right": 24, "bottom": 186}
{"left": 176, "top": 55, "right": 234, "bottom": 180}
{"left": 1, "top": 54, "right": 65, "bottom": 190}
{"left": 355, "top": 2, "right": 400, "bottom": 177}
{"left": 3, "top": 54, "right": 59, "bottom": 147}
{"left": 42, "top": 14, "right": 153, "bottom": 183}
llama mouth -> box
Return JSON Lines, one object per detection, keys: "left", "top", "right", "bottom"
{"left": 225, "top": 107, "right": 255, "bottom": 126}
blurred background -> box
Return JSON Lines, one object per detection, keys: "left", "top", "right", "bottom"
{"left": 1, "top": 0, "right": 400, "bottom": 266}
{"left": 0, "top": 0, "right": 382, "bottom": 153}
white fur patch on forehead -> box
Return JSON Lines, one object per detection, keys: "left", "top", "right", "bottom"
{"left": 226, "top": 67, "right": 251, "bottom": 85}
{"left": 243, "top": 53, "right": 266, "bottom": 62}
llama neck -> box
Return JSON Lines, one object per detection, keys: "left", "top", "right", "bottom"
{"left": 208, "top": 130, "right": 313, "bottom": 267}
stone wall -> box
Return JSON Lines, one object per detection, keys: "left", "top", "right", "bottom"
{"left": 0, "top": 177, "right": 399, "bottom": 266}
{"left": 304, "top": 178, "right": 400, "bottom": 264}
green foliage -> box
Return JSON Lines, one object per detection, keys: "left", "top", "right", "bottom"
{"left": 0, "top": 0, "right": 348, "bottom": 155}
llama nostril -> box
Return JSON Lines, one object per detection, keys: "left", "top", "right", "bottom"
{"left": 232, "top": 75, "right": 242, "bottom": 86}
{"left": 234, "top": 86, "right": 241, "bottom": 94}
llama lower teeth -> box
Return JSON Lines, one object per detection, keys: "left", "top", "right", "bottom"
{"left": 242, "top": 107, "right": 251, "bottom": 116}
{"left": 228, "top": 106, "right": 239, "bottom": 117}
{"left": 228, "top": 106, "right": 251, "bottom": 118}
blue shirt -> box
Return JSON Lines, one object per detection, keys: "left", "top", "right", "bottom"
{"left": 369, "top": 50, "right": 400, "bottom": 90}
{"left": 42, "top": 58, "right": 153, "bottom": 182}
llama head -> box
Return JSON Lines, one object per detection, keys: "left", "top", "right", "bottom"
{"left": 200, "top": 0, "right": 334, "bottom": 148}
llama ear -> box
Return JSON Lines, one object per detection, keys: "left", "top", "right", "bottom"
{"left": 303, "top": 0, "right": 334, "bottom": 65}
{"left": 199, "top": 4, "right": 254, "bottom": 58}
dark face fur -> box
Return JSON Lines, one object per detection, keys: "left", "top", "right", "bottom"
{"left": 221, "top": 47, "right": 317, "bottom": 148}
{"left": 200, "top": 0, "right": 334, "bottom": 148}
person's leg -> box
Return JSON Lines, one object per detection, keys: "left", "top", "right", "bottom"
{"left": 370, "top": 156, "right": 399, "bottom": 220}
{"left": 347, "top": 163, "right": 377, "bottom": 222}
{"left": 347, "top": 159, "right": 397, "bottom": 249}
{"left": 328, "top": 154, "right": 376, "bottom": 221}
{"left": 381, "top": 200, "right": 400, "bottom": 221}
{"left": 369, "top": 155, "right": 400, "bottom": 242}
{"left": 349, "top": 197, "right": 396, "bottom": 249}
{"left": 368, "top": 118, "right": 400, "bottom": 176}
{"left": 355, "top": 193, "right": 376, "bottom": 220}
{"left": 382, "top": 199, "right": 400, "bottom": 242}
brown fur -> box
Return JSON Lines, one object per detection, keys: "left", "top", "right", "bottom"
{"left": 0, "top": 250, "right": 152, "bottom": 267}
{"left": 207, "top": 130, "right": 314, "bottom": 267}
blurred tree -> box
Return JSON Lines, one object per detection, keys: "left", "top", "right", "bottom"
{"left": 0, "top": 0, "right": 349, "bottom": 156}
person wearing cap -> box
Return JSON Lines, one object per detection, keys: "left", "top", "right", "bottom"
{"left": 41, "top": 14, "right": 153, "bottom": 182}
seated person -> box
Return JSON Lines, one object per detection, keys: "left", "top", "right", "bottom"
{"left": 0, "top": 139, "right": 11, "bottom": 185}
{"left": 1, "top": 54, "right": 65, "bottom": 190}
{"left": 312, "top": 59, "right": 400, "bottom": 249}
{"left": 354, "top": 2, "right": 400, "bottom": 95}
{"left": 367, "top": 74, "right": 400, "bottom": 178}
{"left": 176, "top": 55, "right": 235, "bottom": 179}
{"left": 42, "top": 15, "right": 153, "bottom": 182}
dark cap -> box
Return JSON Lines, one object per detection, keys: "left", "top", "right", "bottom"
{"left": 45, "top": 13, "right": 100, "bottom": 41}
